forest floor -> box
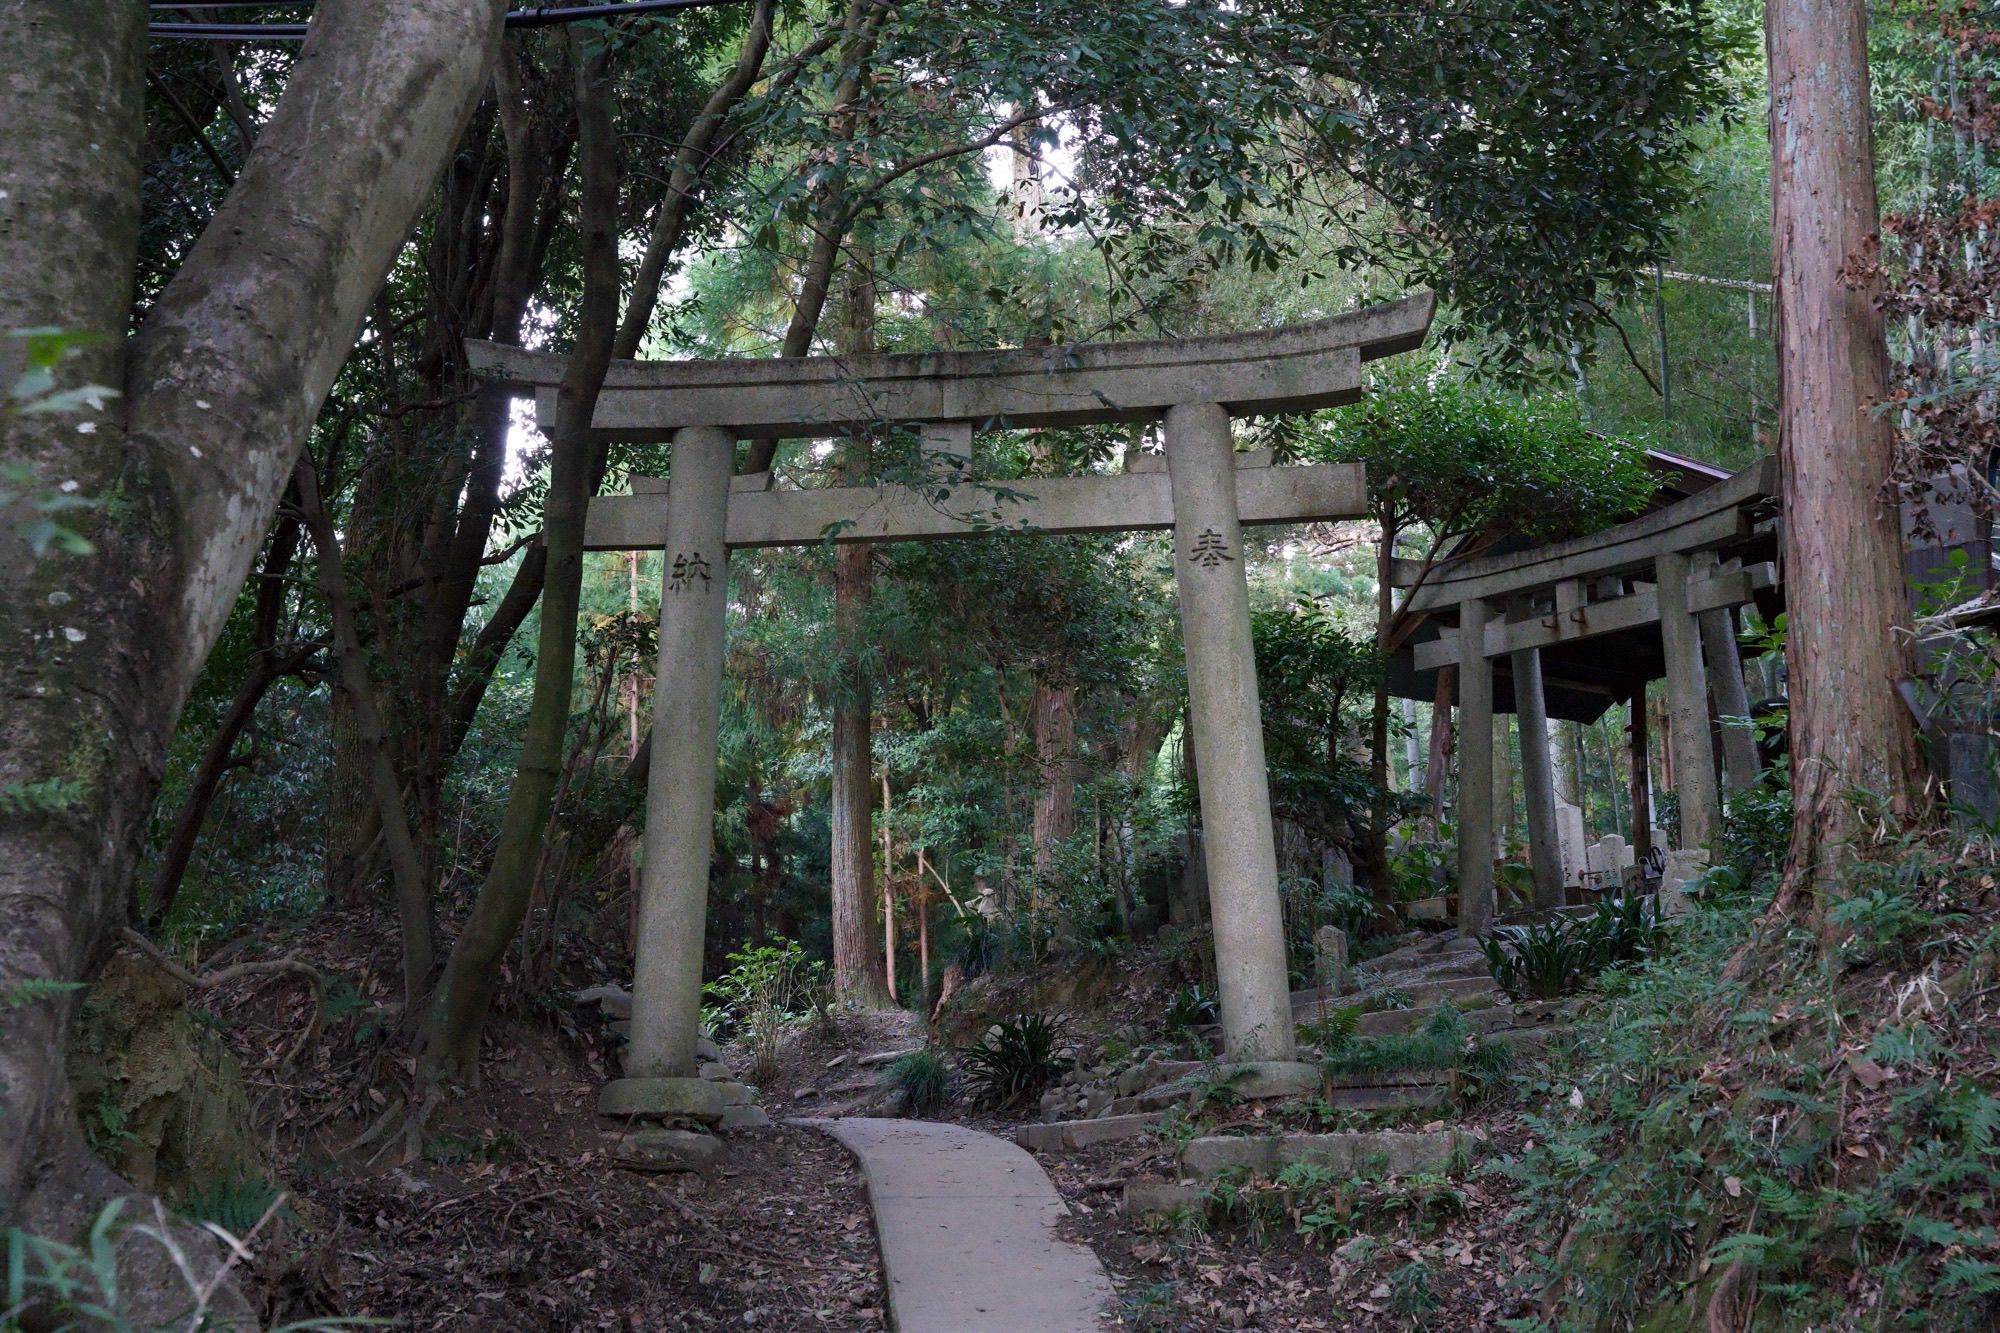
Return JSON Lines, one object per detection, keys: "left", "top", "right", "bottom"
{"left": 196, "top": 907, "right": 887, "bottom": 1330}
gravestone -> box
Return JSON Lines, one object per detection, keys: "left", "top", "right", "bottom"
{"left": 1314, "top": 925, "right": 1349, "bottom": 993}
{"left": 1586, "top": 834, "right": 1632, "bottom": 885}
{"left": 1658, "top": 848, "right": 1710, "bottom": 917}
{"left": 1555, "top": 803, "right": 1588, "bottom": 887}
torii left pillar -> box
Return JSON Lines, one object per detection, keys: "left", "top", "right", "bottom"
{"left": 601, "top": 425, "right": 735, "bottom": 1122}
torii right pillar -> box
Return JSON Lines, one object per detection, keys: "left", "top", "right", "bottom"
{"left": 1163, "top": 402, "right": 1303, "bottom": 1076}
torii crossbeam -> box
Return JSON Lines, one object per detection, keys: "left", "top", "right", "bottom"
{"left": 468, "top": 293, "right": 1434, "bottom": 1121}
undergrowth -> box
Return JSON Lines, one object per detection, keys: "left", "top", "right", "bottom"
{"left": 1504, "top": 823, "right": 2000, "bottom": 1331}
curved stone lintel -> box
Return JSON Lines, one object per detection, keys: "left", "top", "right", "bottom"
{"left": 467, "top": 292, "right": 1434, "bottom": 439}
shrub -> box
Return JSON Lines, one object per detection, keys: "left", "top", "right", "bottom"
{"left": 1480, "top": 895, "right": 1666, "bottom": 999}
{"left": 1480, "top": 916, "right": 1596, "bottom": 1000}
{"left": 1163, "top": 984, "right": 1219, "bottom": 1036}
{"left": 885, "top": 1048, "right": 954, "bottom": 1117}
{"left": 703, "top": 938, "right": 826, "bottom": 1085}
{"left": 959, "top": 1013, "right": 1071, "bottom": 1110}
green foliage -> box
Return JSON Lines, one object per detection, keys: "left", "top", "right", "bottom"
{"left": 0, "top": 776, "right": 89, "bottom": 817}
{"left": 885, "top": 1048, "right": 955, "bottom": 1117}
{"left": 1506, "top": 839, "right": 2000, "bottom": 1331}
{"left": 1721, "top": 766, "right": 1792, "bottom": 892}
{"left": 703, "top": 938, "right": 826, "bottom": 1085}
{"left": 1299, "top": 1003, "right": 1362, "bottom": 1048}
{"left": 4, "top": 327, "right": 114, "bottom": 559}
{"left": 1480, "top": 896, "right": 1667, "bottom": 1000}
{"left": 0, "top": 978, "right": 83, "bottom": 1010}
{"left": 1186, "top": 1156, "right": 1471, "bottom": 1261}
{"left": 959, "top": 1013, "right": 1071, "bottom": 1110}
{"left": 1306, "top": 380, "right": 1655, "bottom": 553}
{"left": 178, "top": 1174, "right": 287, "bottom": 1235}
{"left": 1387, "top": 1258, "right": 1440, "bottom": 1327}
{"left": 1385, "top": 838, "right": 1449, "bottom": 905}
{"left": 1163, "top": 985, "right": 1220, "bottom": 1037}
{"left": 1252, "top": 596, "right": 1394, "bottom": 846}
{"left": 3, "top": 1197, "right": 362, "bottom": 1332}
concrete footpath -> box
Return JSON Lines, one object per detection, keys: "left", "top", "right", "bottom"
{"left": 808, "top": 1117, "right": 1113, "bottom": 1332}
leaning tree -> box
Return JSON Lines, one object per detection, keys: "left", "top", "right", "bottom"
{"left": 0, "top": 0, "right": 506, "bottom": 1274}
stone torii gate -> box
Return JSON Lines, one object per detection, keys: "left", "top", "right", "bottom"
{"left": 470, "top": 293, "right": 1433, "bottom": 1116}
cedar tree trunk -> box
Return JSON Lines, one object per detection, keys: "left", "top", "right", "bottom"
{"left": 1766, "top": 0, "right": 1930, "bottom": 921}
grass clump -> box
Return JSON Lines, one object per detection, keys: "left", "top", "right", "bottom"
{"left": 885, "top": 1048, "right": 954, "bottom": 1117}
{"left": 1318, "top": 1004, "right": 1511, "bottom": 1088}
{"left": 1480, "top": 892, "right": 1666, "bottom": 1000}
{"left": 960, "top": 1012, "right": 1071, "bottom": 1110}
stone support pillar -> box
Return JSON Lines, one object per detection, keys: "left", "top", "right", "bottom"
{"left": 626, "top": 426, "right": 736, "bottom": 1082}
{"left": 1164, "top": 402, "right": 1295, "bottom": 1064}
{"left": 1511, "top": 647, "right": 1563, "bottom": 911}
{"left": 1698, "top": 602, "right": 1760, "bottom": 791}
{"left": 1654, "top": 551, "right": 1722, "bottom": 851}
{"left": 1455, "top": 598, "right": 1496, "bottom": 935}
{"left": 1628, "top": 684, "right": 1653, "bottom": 866}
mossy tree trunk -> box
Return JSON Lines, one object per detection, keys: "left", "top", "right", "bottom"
{"left": 421, "top": 29, "right": 621, "bottom": 1082}
{"left": 0, "top": 0, "right": 505, "bottom": 1272}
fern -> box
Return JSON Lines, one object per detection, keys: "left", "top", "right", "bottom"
{"left": 1, "top": 978, "right": 83, "bottom": 1010}
{"left": 0, "top": 776, "right": 86, "bottom": 815}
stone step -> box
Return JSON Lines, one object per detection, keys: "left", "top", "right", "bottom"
{"left": 1017, "top": 1113, "right": 1161, "bottom": 1155}
{"left": 1125, "top": 1179, "right": 1204, "bottom": 1225}
{"left": 1181, "top": 1128, "right": 1466, "bottom": 1181}
{"left": 1350, "top": 1002, "right": 1521, "bottom": 1037}
{"left": 1323, "top": 1084, "right": 1440, "bottom": 1113}
{"left": 1322, "top": 1067, "right": 1450, "bottom": 1090}
{"left": 1485, "top": 1024, "right": 1575, "bottom": 1054}
{"left": 1296, "top": 974, "right": 1500, "bottom": 1019}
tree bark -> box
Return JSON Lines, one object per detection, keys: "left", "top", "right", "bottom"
{"left": 1766, "top": 0, "right": 1930, "bottom": 920}
{"left": 881, "top": 768, "right": 898, "bottom": 1004}
{"left": 1426, "top": 664, "right": 1456, "bottom": 822}
{"left": 1029, "top": 678, "right": 1078, "bottom": 879}
{"left": 829, "top": 253, "right": 892, "bottom": 1005}
{"left": 424, "top": 28, "right": 621, "bottom": 1080}
{"left": 0, "top": 0, "right": 503, "bottom": 1262}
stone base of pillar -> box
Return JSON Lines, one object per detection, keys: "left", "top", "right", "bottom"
{"left": 598, "top": 1076, "right": 727, "bottom": 1124}
{"left": 1229, "top": 1061, "right": 1322, "bottom": 1100}
{"left": 606, "top": 1125, "right": 725, "bottom": 1173}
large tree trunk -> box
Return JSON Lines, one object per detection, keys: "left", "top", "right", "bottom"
{"left": 0, "top": 0, "right": 503, "bottom": 1270}
{"left": 423, "top": 30, "right": 621, "bottom": 1080}
{"left": 1361, "top": 531, "right": 1399, "bottom": 905}
{"left": 1029, "top": 678, "right": 1078, "bottom": 878}
{"left": 297, "top": 460, "right": 437, "bottom": 1012}
{"left": 1767, "top": 0, "right": 1930, "bottom": 921}
{"left": 1426, "top": 664, "right": 1456, "bottom": 822}
{"left": 829, "top": 253, "right": 892, "bottom": 1005}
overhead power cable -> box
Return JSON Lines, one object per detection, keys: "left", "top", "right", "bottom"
{"left": 149, "top": 0, "right": 750, "bottom": 40}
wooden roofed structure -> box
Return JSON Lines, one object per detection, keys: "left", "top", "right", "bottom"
{"left": 1387, "top": 456, "right": 1784, "bottom": 933}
